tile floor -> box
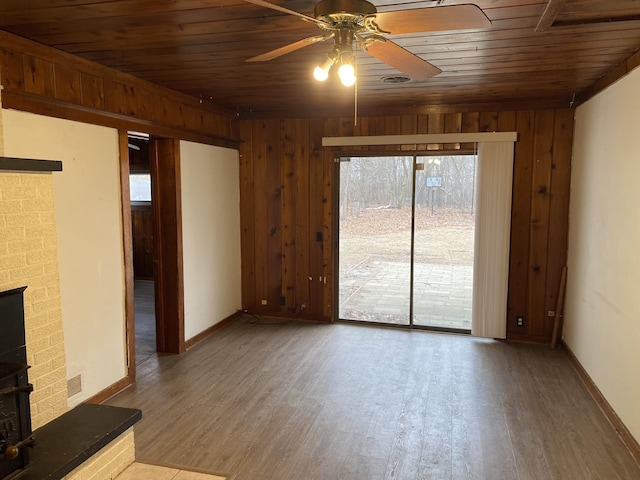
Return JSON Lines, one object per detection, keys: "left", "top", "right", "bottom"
{"left": 117, "top": 462, "right": 227, "bottom": 480}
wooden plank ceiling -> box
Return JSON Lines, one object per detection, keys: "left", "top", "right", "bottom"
{"left": 1, "top": 0, "right": 639, "bottom": 117}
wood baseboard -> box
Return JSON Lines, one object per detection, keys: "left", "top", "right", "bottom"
{"left": 85, "top": 375, "right": 134, "bottom": 405}
{"left": 86, "top": 312, "right": 239, "bottom": 404}
{"left": 184, "top": 311, "right": 241, "bottom": 350}
{"left": 241, "top": 309, "right": 332, "bottom": 323}
{"left": 563, "top": 341, "right": 640, "bottom": 466}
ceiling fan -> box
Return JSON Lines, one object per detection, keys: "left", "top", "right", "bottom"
{"left": 244, "top": 0, "right": 491, "bottom": 86}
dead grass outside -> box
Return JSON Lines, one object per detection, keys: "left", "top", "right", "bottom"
{"left": 339, "top": 206, "right": 475, "bottom": 270}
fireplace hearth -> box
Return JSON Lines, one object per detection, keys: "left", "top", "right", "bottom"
{"left": 0, "top": 285, "right": 141, "bottom": 480}
{"left": 0, "top": 286, "right": 34, "bottom": 479}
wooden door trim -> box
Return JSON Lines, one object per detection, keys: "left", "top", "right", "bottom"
{"left": 118, "top": 130, "right": 136, "bottom": 386}
{"left": 150, "top": 137, "right": 186, "bottom": 353}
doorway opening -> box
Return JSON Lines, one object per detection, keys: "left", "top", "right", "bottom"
{"left": 336, "top": 153, "right": 477, "bottom": 332}
{"left": 120, "top": 132, "right": 186, "bottom": 383}
{"left": 128, "top": 132, "right": 158, "bottom": 366}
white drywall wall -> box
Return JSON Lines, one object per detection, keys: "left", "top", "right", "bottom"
{"left": 3, "top": 109, "right": 126, "bottom": 405}
{"left": 180, "top": 140, "right": 241, "bottom": 340}
{"left": 566, "top": 66, "right": 640, "bottom": 443}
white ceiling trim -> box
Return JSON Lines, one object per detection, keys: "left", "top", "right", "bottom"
{"left": 322, "top": 132, "right": 518, "bottom": 147}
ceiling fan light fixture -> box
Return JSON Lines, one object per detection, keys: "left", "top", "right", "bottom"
{"left": 313, "top": 54, "right": 336, "bottom": 81}
{"left": 338, "top": 62, "right": 356, "bottom": 86}
{"left": 313, "top": 65, "right": 329, "bottom": 81}
{"left": 337, "top": 50, "right": 356, "bottom": 86}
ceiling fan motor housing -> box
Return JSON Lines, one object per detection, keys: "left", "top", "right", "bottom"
{"left": 314, "top": 0, "right": 377, "bottom": 25}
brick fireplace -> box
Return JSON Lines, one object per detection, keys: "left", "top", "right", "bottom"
{"left": 0, "top": 160, "right": 68, "bottom": 429}
{"left": 0, "top": 102, "right": 137, "bottom": 479}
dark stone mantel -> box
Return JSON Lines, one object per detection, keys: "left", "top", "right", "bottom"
{"left": 0, "top": 157, "right": 62, "bottom": 173}
{"left": 15, "top": 403, "right": 141, "bottom": 480}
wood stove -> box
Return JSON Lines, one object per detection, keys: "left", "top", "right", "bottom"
{"left": 0, "top": 287, "right": 34, "bottom": 479}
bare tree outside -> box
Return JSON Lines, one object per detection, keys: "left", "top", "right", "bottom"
{"left": 338, "top": 155, "right": 476, "bottom": 329}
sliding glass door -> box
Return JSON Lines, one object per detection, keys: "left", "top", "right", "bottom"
{"left": 412, "top": 155, "right": 476, "bottom": 330}
{"left": 337, "top": 154, "right": 477, "bottom": 332}
{"left": 337, "top": 156, "right": 413, "bottom": 325}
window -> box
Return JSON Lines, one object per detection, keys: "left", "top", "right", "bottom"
{"left": 130, "top": 173, "right": 151, "bottom": 203}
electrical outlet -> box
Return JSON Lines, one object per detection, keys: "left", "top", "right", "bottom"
{"left": 548, "top": 310, "right": 556, "bottom": 317}
{"left": 261, "top": 299, "right": 267, "bottom": 305}
{"left": 516, "top": 316, "right": 525, "bottom": 327}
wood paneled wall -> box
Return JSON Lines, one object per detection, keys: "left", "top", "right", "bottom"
{"left": 131, "top": 205, "right": 154, "bottom": 280}
{"left": 0, "top": 30, "right": 238, "bottom": 148}
{"left": 239, "top": 109, "right": 574, "bottom": 342}
{"left": 0, "top": 27, "right": 574, "bottom": 343}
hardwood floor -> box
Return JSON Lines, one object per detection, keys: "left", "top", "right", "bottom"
{"left": 107, "top": 317, "right": 640, "bottom": 480}
{"left": 134, "top": 279, "right": 156, "bottom": 366}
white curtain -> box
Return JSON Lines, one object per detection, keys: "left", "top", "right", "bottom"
{"left": 472, "top": 141, "right": 514, "bottom": 339}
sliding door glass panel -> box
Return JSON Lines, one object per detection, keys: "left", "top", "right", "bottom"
{"left": 338, "top": 156, "right": 413, "bottom": 325}
{"left": 412, "top": 155, "right": 477, "bottom": 331}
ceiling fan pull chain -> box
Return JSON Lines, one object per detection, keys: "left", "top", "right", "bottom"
{"left": 354, "top": 44, "right": 358, "bottom": 127}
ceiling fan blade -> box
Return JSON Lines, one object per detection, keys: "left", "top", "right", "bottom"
{"left": 365, "top": 39, "right": 441, "bottom": 81}
{"left": 246, "top": 34, "right": 331, "bottom": 62}
{"left": 244, "top": 0, "right": 329, "bottom": 27}
{"left": 369, "top": 4, "right": 491, "bottom": 35}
